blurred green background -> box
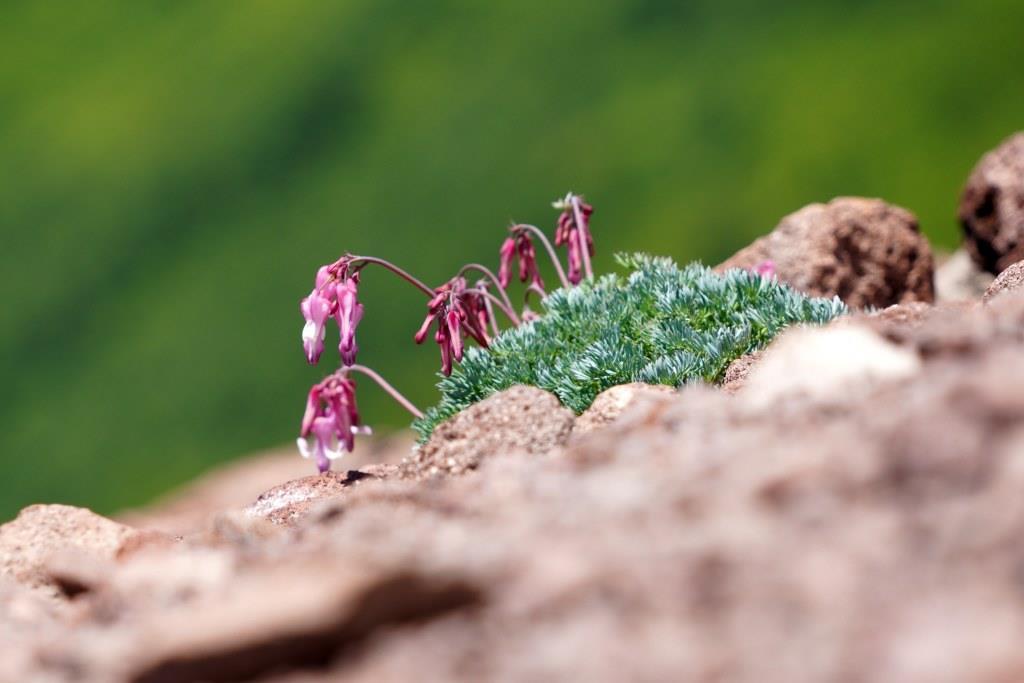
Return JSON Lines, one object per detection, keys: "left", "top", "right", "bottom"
{"left": 2, "top": 0, "right": 1022, "bottom": 520}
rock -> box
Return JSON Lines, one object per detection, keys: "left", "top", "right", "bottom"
{"left": 717, "top": 197, "right": 935, "bottom": 308}
{"left": 573, "top": 383, "right": 677, "bottom": 434}
{"left": 984, "top": 259, "right": 1024, "bottom": 302}
{"left": 934, "top": 248, "right": 994, "bottom": 302}
{"left": 118, "top": 563, "right": 479, "bottom": 683}
{"left": 0, "top": 505, "right": 151, "bottom": 595}
{"left": 119, "top": 434, "right": 413, "bottom": 535}
{"left": 959, "top": 132, "right": 1024, "bottom": 274}
{"left": 406, "top": 385, "right": 574, "bottom": 478}
{"left": 10, "top": 291, "right": 1024, "bottom": 682}
{"left": 742, "top": 324, "right": 921, "bottom": 410}
{"left": 720, "top": 351, "right": 764, "bottom": 394}
{"left": 245, "top": 465, "right": 399, "bottom": 526}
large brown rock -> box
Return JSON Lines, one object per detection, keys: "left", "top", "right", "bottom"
{"left": 717, "top": 197, "right": 935, "bottom": 308}
{"left": 10, "top": 299, "right": 1024, "bottom": 682}
{"left": 959, "top": 132, "right": 1024, "bottom": 274}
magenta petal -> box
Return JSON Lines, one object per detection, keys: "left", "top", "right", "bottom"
{"left": 300, "top": 387, "right": 320, "bottom": 437}
{"left": 498, "top": 237, "right": 515, "bottom": 289}
{"left": 446, "top": 310, "right": 463, "bottom": 362}
{"left": 414, "top": 313, "right": 435, "bottom": 344}
{"left": 566, "top": 232, "right": 582, "bottom": 285}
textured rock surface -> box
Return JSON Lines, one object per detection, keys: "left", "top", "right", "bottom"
{"left": 959, "top": 132, "right": 1024, "bottom": 274}
{"left": 405, "top": 385, "right": 575, "bottom": 478}
{"left": 121, "top": 435, "right": 412, "bottom": 534}
{"left": 984, "top": 259, "right": 1024, "bottom": 302}
{"left": 717, "top": 196, "right": 935, "bottom": 308}
{"left": 6, "top": 294, "right": 1024, "bottom": 681}
{"left": 0, "top": 505, "right": 153, "bottom": 596}
{"left": 573, "top": 383, "right": 677, "bottom": 434}
{"left": 741, "top": 324, "right": 921, "bottom": 409}
{"left": 721, "top": 351, "right": 764, "bottom": 394}
{"left": 246, "top": 465, "right": 399, "bottom": 525}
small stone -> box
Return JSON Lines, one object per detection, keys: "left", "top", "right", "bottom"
{"left": 573, "top": 383, "right": 676, "bottom": 434}
{"left": 984, "top": 259, "right": 1024, "bottom": 303}
{"left": 717, "top": 197, "right": 935, "bottom": 308}
{"left": 408, "top": 386, "right": 575, "bottom": 479}
{"left": 721, "top": 351, "right": 765, "bottom": 395}
{"left": 959, "top": 132, "right": 1024, "bottom": 274}
{"left": 245, "top": 466, "right": 397, "bottom": 526}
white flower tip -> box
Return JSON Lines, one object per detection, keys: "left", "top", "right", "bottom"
{"left": 296, "top": 437, "right": 313, "bottom": 459}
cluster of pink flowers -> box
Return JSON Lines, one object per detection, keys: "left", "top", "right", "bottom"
{"left": 296, "top": 192, "right": 597, "bottom": 472}
{"left": 553, "top": 193, "right": 595, "bottom": 284}
{"left": 499, "top": 232, "right": 544, "bottom": 290}
{"left": 298, "top": 373, "right": 365, "bottom": 473}
{"left": 299, "top": 257, "right": 363, "bottom": 366}
{"left": 414, "top": 276, "right": 492, "bottom": 376}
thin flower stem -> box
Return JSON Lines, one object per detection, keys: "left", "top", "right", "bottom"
{"left": 524, "top": 282, "right": 547, "bottom": 306}
{"left": 485, "top": 299, "right": 500, "bottom": 338}
{"left": 570, "top": 198, "right": 594, "bottom": 280}
{"left": 476, "top": 281, "right": 501, "bottom": 338}
{"left": 346, "top": 364, "right": 424, "bottom": 419}
{"left": 512, "top": 223, "right": 569, "bottom": 289}
{"left": 466, "top": 288, "right": 521, "bottom": 326}
{"left": 350, "top": 256, "right": 435, "bottom": 297}
{"left": 458, "top": 263, "right": 518, "bottom": 320}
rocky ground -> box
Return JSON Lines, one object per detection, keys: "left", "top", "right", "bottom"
{"left": 4, "top": 134, "right": 1024, "bottom": 682}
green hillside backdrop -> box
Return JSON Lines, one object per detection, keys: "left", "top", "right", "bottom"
{"left": 2, "top": 0, "right": 1023, "bottom": 519}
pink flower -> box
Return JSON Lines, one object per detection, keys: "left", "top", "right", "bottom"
{"left": 300, "top": 290, "right": 333, "bottom": 364}
{"left": 335, "top": 275, "right": 363, "bottom": 366}
{"left": 414, "top": 277, "right": 490, "bottom": 375}
{"left": 299, "top": 256, "right": 364, "bottom": 366}
{"left": 298, "top": 373, "right": 366, "bottom": 473}
{"left": 553, "top": 193, "right": 594, "bottom": 285}
{"left": 499, "top": 233, "right": 544, "bottom": 289}
{"left": 566, "top": 231, "right": 582, "bottom": 285}
{"left": 498, "top": 237, "right": 516, "bottom": 289}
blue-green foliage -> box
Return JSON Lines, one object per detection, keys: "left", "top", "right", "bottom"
{"left": 412, "top": 254, "right": 847, "bottom": 440}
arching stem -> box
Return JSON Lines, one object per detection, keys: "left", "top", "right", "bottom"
{"left": 511, "top": 223, "right": 570, "bottom": 289}
{"left": 570, "top": 198, "right": 594, "bottom": 281}
{"left": 467, "top": 288, "right": 521, "bottom": 326}
{"left": 458, "top": 263, "right": 518, "bottom": 321}
{"left": 346, "top": 364, "right": 424, "bottom": 419}
{"left": 475, "top": 280, "right": 501, "bottom": 338}
{"left": 349, "top": 256, "right": 435, "bottom": 297}
{"left": 524, "top": 282, "right": 547, "bottom": 306}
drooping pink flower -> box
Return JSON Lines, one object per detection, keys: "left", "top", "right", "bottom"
{"left": 553, "top": 193, "right": 594, "bottom": 285}
{"left": 499, "top": 233, "right": 544, "bottom": 290}
{"left": 498, "top": 237, "right": 516, "bottom": 289}
{"left": 566, "top": 230, "right": 582, "bottom": 285}
{"left": 335, "top": 274, "right": 363, "bottom": 366}
{"left": 300, "top": 290, "right": 333, "bottom": 364}
{"left": 414, "top": 277, "right": 490, "bottom": 375}
{"left": 299, "top": 255, "right": 364, "bottom": 366}
{"left": 298, "top": 372, "right": 366, "bottom": 473}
